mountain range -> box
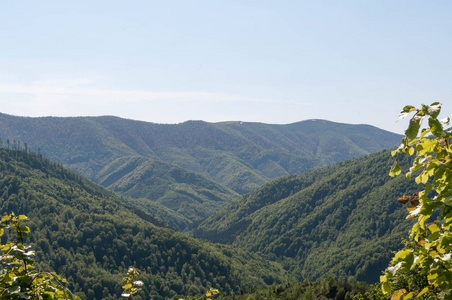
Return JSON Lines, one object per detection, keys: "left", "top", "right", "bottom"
{"left": 0, "top": 113, "right": 402, "bottom": 230}
{"left": 0, "top": 112, "right": 419, "bottom": 299}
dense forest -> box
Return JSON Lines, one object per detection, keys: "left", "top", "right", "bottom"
{"left": 0, "top": 147, "right": 287, "bottom": 299}
{"left": 196, "top": 150, "right": 419, "bottom": 283}
{"left": 0, "top": 114, "right": 402, "bottom": 233}
{"left": 0, "top": 114, "right": 402, "bottom": 195}
{"left": 0, "top": 115, "right": 427, "bottom": 299}
{"left": 0, "top": 143, "right": 423, "bottom": 299}
{"left": 97, "top": 156, "right": 239, "bottom": 230}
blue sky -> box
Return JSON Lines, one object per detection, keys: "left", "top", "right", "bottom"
{"left": 1, "top": 1, "right": 451, "bottom": 133}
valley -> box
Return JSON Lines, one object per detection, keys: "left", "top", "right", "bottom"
{"left": 0, "top": 113, "right": 415, "bottom": 299}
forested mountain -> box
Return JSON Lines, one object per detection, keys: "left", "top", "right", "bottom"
{"left": 0, "top": 113, "right": 402, "bottom": 230}
{"left": 0, "top": 113, "right": 401, "bottom": 195}
{"left": 0, "top": 147, "right": 287, "bottom": 299}
{"left": 196, "top": 150, "right": 419, "bottom": 283}
{"left": 96, "top": 156, "right": 239, "bottom": 230}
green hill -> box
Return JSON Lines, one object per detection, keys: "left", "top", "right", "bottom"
{"left": 97, "top": 156, "right": 239, "bottom": 230}
{"left": 195, "top": 150, "right": 418, "bottom": 283}
{"left": 0, "top": 113, "right": 402, "bottom": 196}
{"left": 0, "top": 147, "right": 287, "bottom": 299}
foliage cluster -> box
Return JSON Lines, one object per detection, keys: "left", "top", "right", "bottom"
{"left": 0, "top": 212, "right": 79, "bottom": 299}
{"left": 382, "top": 103, "right": 452, "bottom": 299}
{"left": 121, "top": 267, "right": 143, "bottom": 299}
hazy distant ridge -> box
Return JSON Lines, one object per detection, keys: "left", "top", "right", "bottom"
{"left": 0, "top": 113, "right": 402, "bottom": 193}
{"left": 0, "top": 113, "right": 402, "bottom": 230}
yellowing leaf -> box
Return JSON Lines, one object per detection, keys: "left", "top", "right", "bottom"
{"left": 428, "top": 272, "right": 439, "bottom": 282}
{"left": 437, "top": 245, "right": 446, "bottom": 254}
{"left": 403, "top": 292, "right": 413, "bottom": 300}
{"left": 417, "top": 287, "right": 429, "bottom": 298}
{"left": 428, "top": 223, "right": 440, "bottom": 233}
{"left": 18, "top": 215, "right": 28, "bottom": 221}
{"left": 391, "top": 289, "right": 406, "bottom": 300}
{"left": 382, "top": 281, "right": 391, "bottom": 294}
{"left": 415, "top": 172, "right": 429, "bottom": 184}
{"left": 394, "top": 250, "right": 412, "bottom": 261}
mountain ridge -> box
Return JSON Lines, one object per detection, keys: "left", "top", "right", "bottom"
{"left": 0, "top": 112, "right": 403, "bottom": 230}
{"left": 195, "top": 149, "right": 418, "bottom": 283}
{"left": 0, "top": 112, "right": 402, "bottom": 190}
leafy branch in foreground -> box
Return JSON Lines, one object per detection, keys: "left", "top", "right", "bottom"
{"left": 382, "top": 103, "right": 452, "bottom": 299}
{"left": 121, "top": 267, "right": 143, "bottom": 299}
{"left": 0, "top": 212, "right": 79, "bottom": 300}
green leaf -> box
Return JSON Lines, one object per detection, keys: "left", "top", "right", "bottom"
{"left": 405, "top": 116, "right": 422, "bottom": 140}
{"left": 401, "top": 252, "right": 414, "bottom": 272}
{"left": 382, "top": 281, "right": 391, "bottom": 294}
{"left": 420, "top": 128, "right": 432, "bottom": 138}
{"left": 429, "top": 117, "right": 445, "bottom": 137}
{"left": 417, "top": 138, "right": 436, "bottom": 155}
{"left": 393, "top": 249, "right": 413, "bottom": 261}
{"left": 390, "top": 161, "right": 402, "bottom": 177}
{"left": 402, "top": 105, "right": 416, "bottom": 112}
{"left": 428, "top": 102, "right": 442, "bottom": 119}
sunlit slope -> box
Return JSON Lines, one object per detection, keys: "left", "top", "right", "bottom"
{"left": 97, "top": 156, "right": 239, "bottom": 230}
{"left": 196, "top": 150, "right": 418, "bottom": 283}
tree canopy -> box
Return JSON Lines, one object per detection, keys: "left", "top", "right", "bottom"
{"left": 383, "top": 103, "right": 452, "bottom": 299}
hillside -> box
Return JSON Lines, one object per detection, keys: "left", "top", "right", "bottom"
{"left": 0, "top": 147, "right": 287, "bottom": 299}
{"left": 0, "top": 113, "right": 402, "bottom": 196}
{"left": 96, "top": 156, "right": 239, "bottom": 230}
{"left": 196, "top": 150, "right": 419, "bottom": 283}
